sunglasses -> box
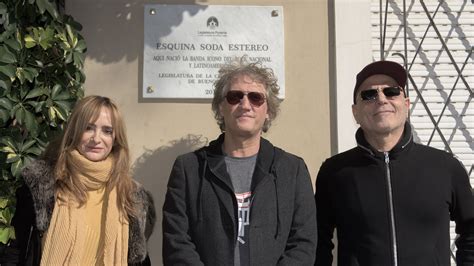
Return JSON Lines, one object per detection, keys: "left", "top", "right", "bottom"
{"left": 360, "top": 86, "right": 403, "bottom": 101}
{"left": 225, "top": 90, "right": 266, "bottom": 107}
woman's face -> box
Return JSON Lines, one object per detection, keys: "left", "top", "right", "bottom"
{"left": 77, "top": 106, "right": 115, "bottom": 161}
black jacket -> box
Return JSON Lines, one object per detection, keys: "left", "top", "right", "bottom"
{"left": 315, "top": 122, "right": 474, "bottom": 266}
{"left": 6, "top": 160, "right": 156, "bottom": 266}
{"left": 162, "top": 134, "right": 317, "bottom": 265}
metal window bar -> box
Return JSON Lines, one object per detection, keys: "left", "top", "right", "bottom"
{"left": 376, "top": 0, "right": 474, "bottom": 263}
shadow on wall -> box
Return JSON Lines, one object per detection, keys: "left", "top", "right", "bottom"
{"left": 74, "top": 0, "right": 208, "bottom": 64}
{"left": 132, "top": 134, "right": 208, "bottom": 265}
{"left": 67, "top": 0, "right": 210, "bottom": 103}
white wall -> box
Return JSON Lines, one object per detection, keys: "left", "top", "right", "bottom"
{"left": 332, "top": 0, "right": 373, "bottom": 153}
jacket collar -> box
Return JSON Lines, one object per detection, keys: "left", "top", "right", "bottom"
{"left": 200, "top": 134, "right": 282, "bottom": 239}
{"left": 204, "top": 133, "right": 277, "bottom": 190}
{"left": 356, "top": 121, "right": 413, "bottom": 159}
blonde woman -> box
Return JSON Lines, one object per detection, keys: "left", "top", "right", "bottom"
{"left": 11, "top": 95, "right": 155, "bottom": 265}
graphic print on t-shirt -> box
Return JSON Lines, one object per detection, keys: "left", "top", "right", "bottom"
{"left": 236, "top": 191, "right": 252, "bottom": 244}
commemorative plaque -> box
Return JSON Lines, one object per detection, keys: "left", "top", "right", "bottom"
{"left": 143, "top": 5, "right": 284, "bottom": 99}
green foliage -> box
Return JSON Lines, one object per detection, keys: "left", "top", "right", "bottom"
{"left": 0, "top": 0, "right": 85, "bottom": 245}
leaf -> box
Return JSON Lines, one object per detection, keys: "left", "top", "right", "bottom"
{"left": 64, "top": 15, "right": 83, "bottom": 31}
{"left": 73, "top": 52, "right": 84, "bottom": 68}
{"left": 8, "top": 93, "right": 19, "bottom": 103}
{"left": 0, "top": 65, "right": 16, "bottom": 79}
{"left": 0, "top": 136, "right": 17, "bottom": 152}
{"left": 65, "top": 24, "right": 77, "bottom": 49}
{"left": 1, "top": 172, "right": 8, "bottom": 181}
{"left": 19, "top": 85, "right": 28, "bottom": 100}
{"left": 0, "top": 136, "right": 15, "bottom": 149}
{"left": 22, "top": 68, "right": 39, "bottom": 83}
{"left": 47, "top": 106, "right": 56, "bottom": 120}
{"left": 22, "top": 69, "right": 33, "bottom": 83}
{"left": 10, "top": 158, "right": 22, "bottom": 177}
{"left": 53, "top": 106, "right": 67, "bottom": 121}
{"left": 0, "top": 46, "right": 16, "bottom": 64}
{"left": 44, "top": 0, "right": 59, "bottom": 20}
{"left": 0, "top": 207, "right": 13, "bottom": 224}
{"left": 24, "top": 110, "right": 38, "bottom": 134}
{"left": 0, "top": 75, "right": 11, "bottom": 90}
{"left": 0, "top": 226, "right": 15, "bottom": 244}
{"left": 54, "top": 100, "right": 72, "bottom": 111}
{"left": 27, "top": 100, "right": 45, "bottom": 112}
{"left": 65, "top": 53, "right": 72, "bottom": 64}
{"left": 0, "top": 146, "right": 15, "bottom": 154}
{"left": 20, "top": 139, "right": 36, "bottom": 152}
{"left": 10, "top": 103, "right": 20, "bottom": 118}
{"left": 36, "top": 0, "right": 59, "bottom": 19}
{"left": 25, "top": 100, "right": 39, "bottom": 109}
{"left": 35, "top": 60, "right": 44, "bottom": 68}
{"left": 53, "top": 92, "right": 70, "bottom": 101}
{"left": 11, "top": 226, "right": 15, "bottom": 240}
{"left": 35, "top": 0, "right": 47, "bottom": 14}
{"left": 23, "top": 155, "right": 35, "bottom": 167}
{"left": 25, "top": 87, "right": 44, "bottom": 99}
{"left": 75, "top": 39, "right": 86, "bottom": 52}
{"left": 38, "top": 27, "right": 55, "bottom": 50}
{"left": 57, "top": 30, "right": 70, "bottom": 50}
{"left": 0, "top": 97, "right": 13, "bottom": 110}
{"left": 26, "top": 146, "right": 42, "bottom": 156}
{"left": 16, "top": 67, "right": 25, "bottom": 84}
{"left": 0, "top": 198, "right": 8, "bottom": 209}
{"left": 0, "top": 109, "right": 8, "bottom": 126}
{"left": 14, "top": 107, "right": 25, "bottom": 125}
{"left": 24, "top": 35, "right": 36, "bottom": 48}
{"left": 4, "top": 39, "right": 21, "bottom": 52}
{"left": 6, "top": 154, "right": 20, "bottom": 164}
{"left": 51, "top": 84, "right": 61, "bottom": 99}
{"left": 0, "top": 87, "right": 6, "bottom": 97}
{"left": 0, "top": 3, "right": 6, "bottom": 13}
{"left": 34, "top": 135, "right": 49, "bottom": 148}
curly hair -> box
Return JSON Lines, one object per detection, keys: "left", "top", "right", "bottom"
{"left": 211, "top": 57, "right": 280, "bottom": 133}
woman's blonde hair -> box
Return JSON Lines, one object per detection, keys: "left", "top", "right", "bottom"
{"left": 52, "top": 95, "right": 136, "bottom": 218}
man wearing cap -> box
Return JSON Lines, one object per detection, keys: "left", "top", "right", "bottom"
{"left": 315, "top": 60, "right": 474, "bottom": 265}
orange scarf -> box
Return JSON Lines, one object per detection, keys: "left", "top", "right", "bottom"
{"left": 41, "top": 150, "right": 128, "bottom": 265}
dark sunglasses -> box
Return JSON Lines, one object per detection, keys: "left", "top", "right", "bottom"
{"left": 360, "top": 86, "right": 403, "bottom": 101}
{"left": 225, "top": 90, "right": 266, "bottom": 107}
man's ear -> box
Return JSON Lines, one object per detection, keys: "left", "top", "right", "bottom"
{"left": 219, "top": 102, "right": 224, "bottom": 117}
{"left": 404, "top": 97, "right": 410, "bottom": 118}
{"left": 352, "top": 104, "right": 360, "bottom": 124}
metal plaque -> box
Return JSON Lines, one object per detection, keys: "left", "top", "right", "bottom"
{"left": 143, "top": 5, "right": 285, "bottom": 99}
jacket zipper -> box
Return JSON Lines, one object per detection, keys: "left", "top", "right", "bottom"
{"left": 384, "top": 152, "right": 398, "bottom": 266}
{"left": 24, "top": 226, "right": 33, "bottom": 260}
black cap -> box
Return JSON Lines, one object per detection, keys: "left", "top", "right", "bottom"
{"left": 353, "top": 60, "right": 407, "bottom": 104}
